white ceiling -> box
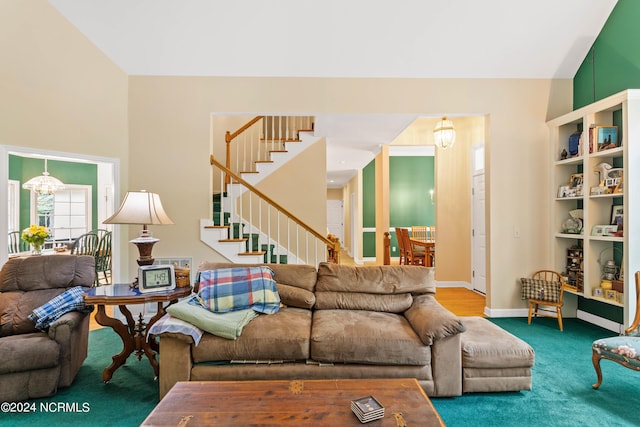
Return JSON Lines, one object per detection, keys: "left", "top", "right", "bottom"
{"left": 49, "top": 0, "right": 618, "bottom": 187}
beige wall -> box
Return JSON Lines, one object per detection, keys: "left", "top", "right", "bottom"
{"left": 327, "top": 188, "right": 343, "bottom": 200}
{"left": 0, "top": 0, "right": 129, "bottom": 264}
{"left": 2, "top": 0, "right": 575, "bottom": 313}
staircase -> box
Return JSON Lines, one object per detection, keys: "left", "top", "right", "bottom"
{"left": 201, "top": 116, "right": 338, "bottom": 265}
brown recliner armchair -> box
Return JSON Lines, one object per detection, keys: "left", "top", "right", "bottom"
{"left": 0, "top": 255, "right": 95, "bottom": 401}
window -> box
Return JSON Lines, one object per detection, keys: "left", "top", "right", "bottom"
{"left": 29, "top": 185, "right": 92, "bottom": 244}
{"left": 8, "top": 180, "right": 19, "bottom": 231}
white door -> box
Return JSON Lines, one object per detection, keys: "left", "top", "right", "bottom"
{"left": 472, "top": 144, "right": 487, "bottom": 294}
{"left": 326, "top": 200, "right": 344, "bottom": 245}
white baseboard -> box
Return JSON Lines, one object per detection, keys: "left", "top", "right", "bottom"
{"left": 484, "top": 308, "right": 530, "bottom": 318}
{"left": 435, "top": 281, "right": 471, "bottom": 289}
{"left": 577, "top": 310, "right": 623, "bottom": 333}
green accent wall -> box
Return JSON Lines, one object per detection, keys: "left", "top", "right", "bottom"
{"left": 572, "top": 0, "right": 639, "bottom": 323}
{"left": 574, "top": 0, "right": 640, "bottom": 109}
{"left": 9, "top": 155, "right": 98, "bottom": 232}
{"left": 361, "top": 156, "right": 435, "bottom": 258}
{"left": 362, "top": 161, "right": 376, "bottom": 228}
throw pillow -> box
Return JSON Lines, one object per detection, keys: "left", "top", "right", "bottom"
{"left": 520, "top": 278, "right": 561, "bottom": 302}
{"left": 196, "top": 266, "right": 280, "bottom": 314}
{"left": 275, "top": 282, "right": 316, "bottom": 309}
{"left": 28, "top": 286, "right": 92, "bottom": 330}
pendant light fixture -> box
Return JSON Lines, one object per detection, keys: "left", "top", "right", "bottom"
{"left": 433, "top": 117, "right": 456, "bottom": 149}
{"left": 22, "top": 159, "right": 65, "bottom": 195}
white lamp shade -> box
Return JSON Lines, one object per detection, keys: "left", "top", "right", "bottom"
{"left": 433, "top": 117, "right": 456, "bottom": 149}
{"left": 103, "top": 190, "right": 174, "bottom": 226}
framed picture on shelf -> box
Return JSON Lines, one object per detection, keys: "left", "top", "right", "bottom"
{"left": 610, "top": 205, "right": 623, "bottom": 225}
{"left": 569, "top": 173, "right": 583, "bottom": 187}
{"left": 591, "top": 225, "right": 618, "bottom": 236}
{"left": 557, "top": 185, "right": 576, "bottom": 198}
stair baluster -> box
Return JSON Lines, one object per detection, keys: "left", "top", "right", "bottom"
{"left": 207, "top": 155, "right": 336, "bottom": 265}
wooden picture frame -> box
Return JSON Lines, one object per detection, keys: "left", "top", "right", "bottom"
{"left": 611, "top": 205, "right": 623, "bottom": 226}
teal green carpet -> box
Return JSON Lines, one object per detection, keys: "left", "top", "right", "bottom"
{"left": 2, "top": 318, "right": 639, "bottom": 426}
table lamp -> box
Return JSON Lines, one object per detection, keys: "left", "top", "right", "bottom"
{"left": 103, "top": 190, "right": 174, "bottom": 284}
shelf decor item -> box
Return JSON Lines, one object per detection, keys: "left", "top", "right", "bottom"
{"left": 589, "top": 125, "right": 618, "bottom": 152}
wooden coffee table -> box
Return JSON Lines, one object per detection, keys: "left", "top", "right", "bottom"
{"left": 141, "top": 378, "right": 445, "bottom": 426}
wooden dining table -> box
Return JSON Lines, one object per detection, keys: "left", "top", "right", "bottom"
{"left": 409, "top": 238, "right": 436, "bottom": 267}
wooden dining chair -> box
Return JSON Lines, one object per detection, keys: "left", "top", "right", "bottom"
{"left": 426, "top": 226, "right": 436, "bottom": 242}
{"left": 8, "top": 231, "right": 28, "bottom": 254}
{"left": 412, "top": 226, "right": 427, "bottom": 240}
{"left": 94, "top": 231, "right": 112, "bottom": 286}
{"left": 70, "top": 232, "right": 99, "bottom": 256}
{"left": 394, "top": 227, "right": 406, "bottom": 265}
{"left": 426, "top": 226, "right": 436, "bottom": 267}
{"left": 400, "top": 228, "right": 426, "bottom": 266}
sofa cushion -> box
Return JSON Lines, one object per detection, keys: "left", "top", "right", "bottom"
{"left": 197, "top": 267, "right": 280, "bottom": 314}
{"left": 0, "top": 255, "right": 95, "bottom": 292}
{"left": 311, "top": 310, "right": 430, "bottom": 365}
{"left": 460, "top": 317, "right": 535, "bottom": 369}
{"left": 275, "top": 283, "right": 316, "bottom": 309}
{"left": 315, "top": 291, "right": 412, "bottom": 313}
{"left": 191, "top": 307, "right": 311, "bottom": 363}
{"left": 316, "top": 263, "right": 435, "bottom": 295}
{"left": 0, "top": 289, "right": 68, "bottom": 337}
{"left": 0, "top": 333, "right": 60, "bottom": 374}
{"left": 197, "top": 262, "right": 317, "bottom": 292}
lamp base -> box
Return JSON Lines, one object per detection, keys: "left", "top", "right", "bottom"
{"left": 130, "top": 237, "right": 160, "bottom": 288}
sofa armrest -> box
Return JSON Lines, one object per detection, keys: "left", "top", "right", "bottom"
{"left": 47, "top": 311, "right": 86, "bottom": 342}
{"left": 47, "top": 310, "right": 90, "bottom": 387}
{"left": 404, "top": 294, "right": 466, "bottom": 345}
{"left": 431, "top": 333, "right": 462, "bottom": 396}
{"left": 159, "top": 334, "right": 194, "bottom": 399}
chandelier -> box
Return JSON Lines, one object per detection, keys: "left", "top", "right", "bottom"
{"left": 22, "top": 159, "right": 65, "bottom": 195}
{"left": 433, "top": 117, "right": 456, "bottom": 149}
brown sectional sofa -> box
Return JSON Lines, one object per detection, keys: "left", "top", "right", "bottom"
{"left": 157, "top": 262, "right": 534, "bottom": 399}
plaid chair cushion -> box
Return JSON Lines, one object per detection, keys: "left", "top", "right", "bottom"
{"left": 196, "top": 266, "right": 280, "bottom": 314}
{"left": 28, "top": 286, "right": 92, "bottom": 330}
{"left": 520, "top": 278, "right": 561, "bottom": 303}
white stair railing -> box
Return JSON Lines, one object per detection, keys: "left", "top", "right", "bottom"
{"left": 209, "top": 155, "right": 336, "bottom": 265}
{"left": 225, "top": 115, "right": 314, "bottom": 185}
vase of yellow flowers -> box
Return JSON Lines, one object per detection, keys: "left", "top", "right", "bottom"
{"left": 21, "top": 225, "right": 50, "bottom": 255}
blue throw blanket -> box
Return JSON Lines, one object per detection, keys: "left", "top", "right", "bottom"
{"left": 28, "top": 286, "right": 92, "bottom": 330}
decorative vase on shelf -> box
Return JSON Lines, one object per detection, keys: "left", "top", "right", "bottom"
{"left": 31, "top": 242, "right": 43, "bottom": 255}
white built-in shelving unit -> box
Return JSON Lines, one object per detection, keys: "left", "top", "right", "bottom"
{"left": 547, "top": 89, "right": 640, "bottom": 329}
